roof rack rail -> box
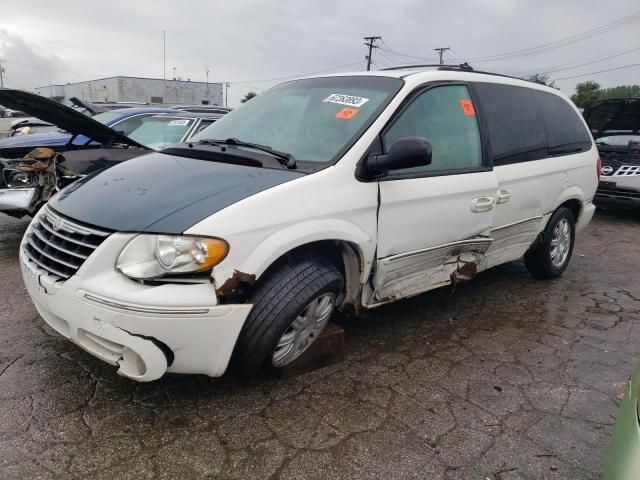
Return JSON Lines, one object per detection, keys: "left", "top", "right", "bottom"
{"left": 381, "top": 63, "right": 535, "bottom": 83}
{"left": 380, "top": 63, "right": 474, "bottom": 71}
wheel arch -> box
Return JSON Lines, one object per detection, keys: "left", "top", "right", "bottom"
{"left": 213, "top": 220, "right": 374, "bottom": 307}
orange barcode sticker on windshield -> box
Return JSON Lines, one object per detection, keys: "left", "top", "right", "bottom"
{"left": 335, "top": 108, "right": 359, "bottom": 120}
{"left": 460, "top": 99, "right": 475, "bottom": 116}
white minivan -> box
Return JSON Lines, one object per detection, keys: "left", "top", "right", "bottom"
{"left": 19, "top": 66, "right": 598, "bottom": 381}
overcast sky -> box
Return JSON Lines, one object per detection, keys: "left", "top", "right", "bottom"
{"left": 1, "top": 0, "right": 638, "bottom": 106}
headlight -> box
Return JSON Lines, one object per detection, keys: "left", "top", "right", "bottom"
{"left": 117, "top": 234, "right": 228, "bottom": 279}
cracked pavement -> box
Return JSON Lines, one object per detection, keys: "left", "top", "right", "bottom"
{"left": 1, "top": 209, "right": 639, "bottom": 479}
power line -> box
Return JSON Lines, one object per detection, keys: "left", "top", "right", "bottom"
{"left": 470, "top": 10, "right": 640, "bottom": 63}
{"left": 513, "top": 45, "right": 640, "bottom": 77}
{"left": 230, "top": 60, "right": 364, "bottom": 84}
{"left": 364, "top": 36, "right": 382, "bottom": 71}
{"left": 552, "top": 62, "right": 640, "bottom": 81}
{"left": 380, "top": 40, "right": 434, "bottom": 61}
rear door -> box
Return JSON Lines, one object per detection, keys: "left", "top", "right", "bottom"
{"left": 373, "top": 84, "right": 498, "bottom": 302}
{"left": 472, "top": 83, "right": 560, "bottom": 269}
{"left": 472, "top": 83, "right": 593, "bottom": 269}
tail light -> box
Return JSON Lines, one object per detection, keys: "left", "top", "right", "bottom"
{"left": 596, "top": 156, "right": 601, "bottom": 181}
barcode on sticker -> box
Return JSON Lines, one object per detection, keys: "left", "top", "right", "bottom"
{"left": 323, "top": 94, "right": 369, "bottom": 108}
{"left": 168, "top": 119, "right": 190, "bottom": 126}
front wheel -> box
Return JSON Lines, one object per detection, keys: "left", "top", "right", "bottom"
{"left": 235, "top": 256, "right": 344, "bottom": 375}
{"left": 524, "top": 206, "right": 575, "bottom": 279}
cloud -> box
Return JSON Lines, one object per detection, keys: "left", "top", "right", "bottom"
{"left": 0, "top": 29, "right": 69, "bottom": 90}
{"left": 0, "top": 0, "right": 638, "bottom": 105}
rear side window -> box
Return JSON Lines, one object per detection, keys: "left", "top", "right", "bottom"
{"left": 473, "top": 83, "right": 547, "bottom": 165}
{"left": 533, "top": 91, "right": 592, "bottom": 154}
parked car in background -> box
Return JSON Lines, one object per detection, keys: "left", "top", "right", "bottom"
{"left": 16, "top": 66, "right": 598, "bottom": 381}
{"left": 603, "top": 358, "right": 640, "bottom": 479}
{"left": 7, "top": 118, "right": 59, "bottom": 137}
{"left": 171, "top": 104, "right": 232, "bottom": 115}
{"left": 0, "top": 105, "right": 177, "bottom": 149}
{"left": 586, "top": 98, "right": 640, "bottom": 208}
{"left": 128, "top": 111, "right": 223, "bottom": 150}
{"left": 0, "top": 88, "right": 225, "bottom": 218}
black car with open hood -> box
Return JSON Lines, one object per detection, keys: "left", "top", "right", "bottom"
{"left": 586, "top": 98, "right": 640, "bottom": 208}
{"left": 0, "top": 88, "right": 154, "bottom": 218}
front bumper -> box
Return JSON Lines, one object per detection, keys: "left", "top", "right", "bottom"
{"left": 19, "top": 227, "right": 252, "bottom": 382}
{"left": 0, "top": 187, "right": 36, "bottom": 211}
{"left": 595, "top": 177, "right": 640, "bottom": 208}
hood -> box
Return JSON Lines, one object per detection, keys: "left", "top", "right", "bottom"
{"left": 0, "top": 88, "right": 146, "bottom": 149}
{"left": 49, "top": 152, "right": 304, "bottom": 233}
{"left": 583, "top": 97, "right": 640, "bottom": 137}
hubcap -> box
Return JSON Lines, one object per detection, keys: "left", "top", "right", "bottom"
{"left": 550, "top": 218, "right": 571, "bottom": 268}
{"left": 272, "top": 293, "right": 336, "bottom": 367}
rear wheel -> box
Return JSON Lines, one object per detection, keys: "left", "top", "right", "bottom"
{"left": 235, "top": 256, "right": 343, "bottom": 375}
{"left": 524, "top": 207, "right": 575, "bottom": 279}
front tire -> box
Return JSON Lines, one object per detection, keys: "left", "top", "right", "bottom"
{"left": 524, "top": 207, "right": 575, "bottom": 279}
{"left": 235, "top": 256, "right": 344, "bottom": 375}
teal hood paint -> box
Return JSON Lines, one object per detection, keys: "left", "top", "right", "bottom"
{"left": 49, "top": 152, "right": 304, "bottom": 233}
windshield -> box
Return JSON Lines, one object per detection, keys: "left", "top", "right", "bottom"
{"left": 129, "top": 117, "right": 195, "bottom": 149}
{"left": 191, "top": 76, "right": 403, "bottom": 164}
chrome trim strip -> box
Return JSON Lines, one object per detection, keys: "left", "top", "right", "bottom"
{"left": 31, "top": 226, "right": 89, "bottom": 259}
{"left": 385, "top": 237, "right": 492, "bottom": 263}
{"left": 83, "top": 294, "right": 210, "bottom": 315}
{"left": 38, "top": 218, "right": 101, "bottom": 249}
{"left": 492, "top": 216, "right": 543, "bottom": 233}
{"left": 44, "top": 206, "right": 110, "bottom": 237}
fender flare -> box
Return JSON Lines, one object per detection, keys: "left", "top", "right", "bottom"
{"left": 215, "top": 219, "right": 375, "bottom": 290}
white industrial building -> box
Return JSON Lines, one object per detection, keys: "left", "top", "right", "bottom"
{"left": 35, "top": 76, "right": 224, "bottom": 106}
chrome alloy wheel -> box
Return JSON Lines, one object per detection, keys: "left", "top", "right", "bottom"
{"left": 550, "top": 218, "right": 571, "bottom": 268}
{"left": 271, "top": 293, "right": 336, "bottom": 367}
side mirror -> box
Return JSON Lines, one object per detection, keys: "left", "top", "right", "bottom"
{"left": 367, "top": 137, "right": 432, "bottom": 174}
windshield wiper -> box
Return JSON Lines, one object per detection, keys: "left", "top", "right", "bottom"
{"left": 196, "top": 138, "right": 296, "bottom": 168}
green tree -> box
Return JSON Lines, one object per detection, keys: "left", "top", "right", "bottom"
{"left": 599, "top": 85, "right": 640, "bottom": 100}
{"left": 524, "top": 73, "right": 556, "bottom": 88}
{"left": 240, "top": 91, "right": 257, "bottom": 103}
{"left": 570, "top": 81, "right": 602, "bottom": 108}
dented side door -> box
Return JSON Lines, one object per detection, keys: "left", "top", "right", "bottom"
{"left": 371, "top": 84, "right": 497, "bottom": 303}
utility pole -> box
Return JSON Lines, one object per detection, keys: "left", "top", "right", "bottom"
{"left": 0, "top": 59, "right": 5, "bottom": 87}
{"left": 434, "top": 47, "right": 450, "bottom": 65}
{"left": 363, "top": 36, "right": 381, "bottom": 71}
{"left": 224, "top": 82, "right": 230, "bottom": 107}
{"left": 206, "top": 66, "right": 210, "bottom": 94}
{"left": 162, "top": 31, "right": 166, "bottom": 83}
{"left": 172, "top": 67, "right": 177, "bottom": 80}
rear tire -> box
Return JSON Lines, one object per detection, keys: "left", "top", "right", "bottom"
{"left": 235, "top": 256, "right": 344, "bottom": 375}
{"left": 524, "top": 207, "right": 575, "bottom": 279}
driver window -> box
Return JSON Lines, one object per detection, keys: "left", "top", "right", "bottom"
{"left": 382, "top": 85, "right": 482, "bottom": 174}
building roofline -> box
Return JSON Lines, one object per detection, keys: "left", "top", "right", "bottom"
{"left": 35, "top": 75, "right": 222, "bottom": 89}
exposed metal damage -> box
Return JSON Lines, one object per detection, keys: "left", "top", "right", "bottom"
{"left": 215, "top": 269, "right": 257, "bottom": 297}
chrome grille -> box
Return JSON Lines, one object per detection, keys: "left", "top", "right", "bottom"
{"left": 23, "top": 206, "right": 110, "bottom": 281}
{"left": 614, "top": 165, "right": 640, "bottom": 176}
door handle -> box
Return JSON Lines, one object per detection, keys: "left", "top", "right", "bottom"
{"left": 496, "top": 188, "right": 511, "bottom": 204}
{"left": 471, "top": 196, "right": 495, "bottom": 212}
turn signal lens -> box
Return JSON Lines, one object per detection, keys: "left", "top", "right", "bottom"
{"left": 596, "top": 156, "right": 601, "bottom": 181}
